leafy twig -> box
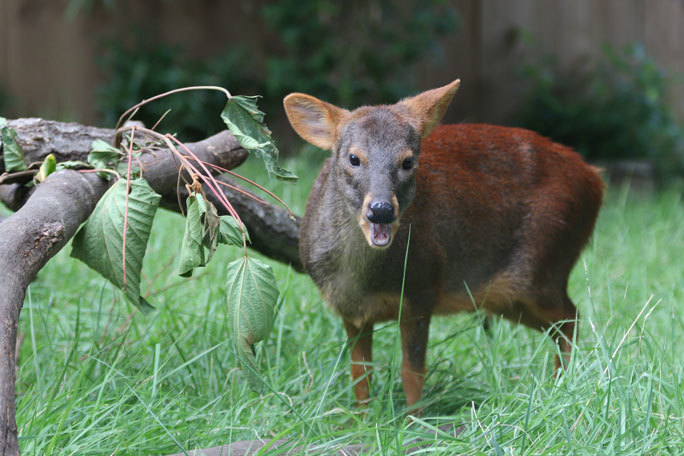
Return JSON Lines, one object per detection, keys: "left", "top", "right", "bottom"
{"left": 115, "top": 126, "right": 241, "bottom": 222}
{"left": 151, "top": 108, "right": 172, "bottom": 132}
{"left": 166, "top": 134, "right": 249, "bottom": 255}
{"left": 0, "top": 169, "right": 37, "bottom": 185}
{"left": 118, "top": 125, "right": 250, "bottom": 253}
{"left": 78, "top": 168, "right": 121, "bottom": 179}
{"left": 213, "top": 178, "right": 269, "bottom": 206}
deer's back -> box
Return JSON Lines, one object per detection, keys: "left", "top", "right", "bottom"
{"left": 402, "top": 124, "right": 602, "bottom": 292}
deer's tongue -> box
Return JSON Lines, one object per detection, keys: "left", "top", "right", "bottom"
{"left": 370, "top": 223, "right": 392, "bottom": 246}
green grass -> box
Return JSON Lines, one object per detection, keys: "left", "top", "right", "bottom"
{"left": 10, "top": 154, "right": 684, "bottom": 455}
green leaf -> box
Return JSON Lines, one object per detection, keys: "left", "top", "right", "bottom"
{"left": 71, "top": 178, "right": 161, "bottom": 313}
{"left": 1, "top": 120, "right": 27, "bottom": 172}
{"left": 55, "top": 160, "right": 92, "bottom": 171}
{"left": 177, "top": 194, "right": 206, "bottom": 277}
{"left": 115, "top": 161, "right": 142, "bottom": 179}
{"left": 226, "top": 256, "right": 279, "bottom": 392}
{"left": 177, "top": 194, "right": 227, "bottom": 277}
{"left": 200, "top": 195, "right": 221, "bottom": 264}
{"left": 89, "top": 139, "right": 122, "bottom": 170}
{"left": 221, "top": 95, "right": 297, "bottom": 181}
{"left": 218, "top": 216, "right": 249, "bottom": 246}
{"left": 230, "top": 95, "right": 266, "bottom": 124}
{"left": 36, "top": 154, "right": 57, "bottom": 183}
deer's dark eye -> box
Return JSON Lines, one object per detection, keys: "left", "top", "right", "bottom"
{"left": 402, "top": 157, "right": 415, "bottom": 170}
{"left": 349, "top": 154, "right": 361, "bottom": 167}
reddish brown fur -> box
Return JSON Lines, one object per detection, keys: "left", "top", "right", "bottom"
{"left": 402, "top": 124, "right": 603, "bottom": 374}
{"left": 285, "top": 83, "right": 603, "bottom": 409}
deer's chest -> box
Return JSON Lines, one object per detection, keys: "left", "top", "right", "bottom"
{"left": 311, "top": 246, "right": 406, "bottom": 326}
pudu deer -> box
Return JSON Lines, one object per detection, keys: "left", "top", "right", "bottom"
{"left": 284, "top": 79, "right": 603, "bottom": 407}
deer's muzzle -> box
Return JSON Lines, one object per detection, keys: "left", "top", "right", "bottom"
{"left": 359, "top": 195, "right": 400, "bottom": 248}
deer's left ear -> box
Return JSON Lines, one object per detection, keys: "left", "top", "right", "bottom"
{"left": 283, "top": 93, "right": 349, "bottom": 150}
{"left": 399, "top": 79, "right": 460, "bottom": 138}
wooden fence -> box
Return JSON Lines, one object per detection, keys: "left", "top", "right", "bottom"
{"left": 1, "top": 0, "right": 683, "bottom": 127}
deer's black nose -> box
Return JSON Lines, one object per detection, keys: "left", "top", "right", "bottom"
{"left": 366, "top": 201, "right": 395, "bottom": 224}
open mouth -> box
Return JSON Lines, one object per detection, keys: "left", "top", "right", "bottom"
{"left": 359, "top": 195, "right": 400, "bottom": 248}
{"left": 370, "top": 223, "right": 392, "bottom": 247}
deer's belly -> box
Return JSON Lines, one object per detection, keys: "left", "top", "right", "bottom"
{"left": 433, "top": 271, "right": 518, "bottom": 316}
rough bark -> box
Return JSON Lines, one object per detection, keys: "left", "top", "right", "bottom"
{"left": 0, "top": 118, "right": 248, "bottom": 186}
{"left": 0, "top": 118, "right": 113, "bottom": 173}
{"left": 0, "top": 171, "right": 108, "bottom": 456}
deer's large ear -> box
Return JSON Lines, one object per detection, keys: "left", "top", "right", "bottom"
{"left": 283, "top": 93, "right": 349, "bottom": 150}
{"left": 399, "top": 79, "right": 460, "bottom": 138}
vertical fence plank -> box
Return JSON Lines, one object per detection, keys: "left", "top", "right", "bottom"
{"left": 4, "top": 1, "right": 100, "bottom": 121}
{"left": 645, "top": 0, "right": 684, "bottom": 118}
{"left": 479, "top": 0, "right": 550, "bottom": 124}
{"left": 0, "top": 0, "right": 7, "bottom": 98}
{"left": 416, "top": 0, "right": 479, "bottom": 123}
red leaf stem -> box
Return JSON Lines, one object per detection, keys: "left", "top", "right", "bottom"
{"left": 212, "top": 179, "right": 269, "bottom": 206}
{"left": 165, "top": 135, "right": 249, "bottom": 254}
{"left": 195, "top": 160, "right": 293, "bottom": 217}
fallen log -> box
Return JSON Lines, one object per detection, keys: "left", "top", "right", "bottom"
{"left": 0, "top": 118, "right": 113, "bottom": 174}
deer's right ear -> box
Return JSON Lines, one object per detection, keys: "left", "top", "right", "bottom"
{"left": 399, "top": 79, "right": 460, "bottom": 138}
{"left": 283, "top": 93, "right": 348, "bottom": 150}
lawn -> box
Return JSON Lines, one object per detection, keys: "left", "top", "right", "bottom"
{"left": 9, "top": 152, "right": 684, "bottom": 455}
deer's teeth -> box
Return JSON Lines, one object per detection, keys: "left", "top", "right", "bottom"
{"left": 370, "top": 223, "right": 392, "bottom": 246}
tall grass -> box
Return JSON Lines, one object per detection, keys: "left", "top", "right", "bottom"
{"left": 10, "top": 155, "right": 684, "bottom": 454}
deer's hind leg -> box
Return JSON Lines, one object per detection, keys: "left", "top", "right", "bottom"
{"left": 514, "top": 290, "right": 579, "bottom": 370}
{"left": 550, "top": 293, "right": 579, "bottom": 370}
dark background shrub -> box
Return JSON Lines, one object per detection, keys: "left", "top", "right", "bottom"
{"left": 515, "top": 44, "right": 684, "bottom": 176}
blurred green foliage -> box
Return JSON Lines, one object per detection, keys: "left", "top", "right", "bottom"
{"left": 96, "top": 41, "right": 254, "bottom": 140}
{"left": 516, "top": 43, "right": 684, "bottom": 176}
{"left": 260, "top": 0, "right": 458, "bottom": 108}
{"left": 64, "top": 0, "right": 117, "bottom": 20}
{"left": 95, "top": 0, "right": 459, "bottom": 141}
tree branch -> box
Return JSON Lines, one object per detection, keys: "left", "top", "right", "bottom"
{"left": 0, "top": 170, "right": 108, "bottom": 456}
{"left": 0, "top": 118, "right": 114, "bottom": 173}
